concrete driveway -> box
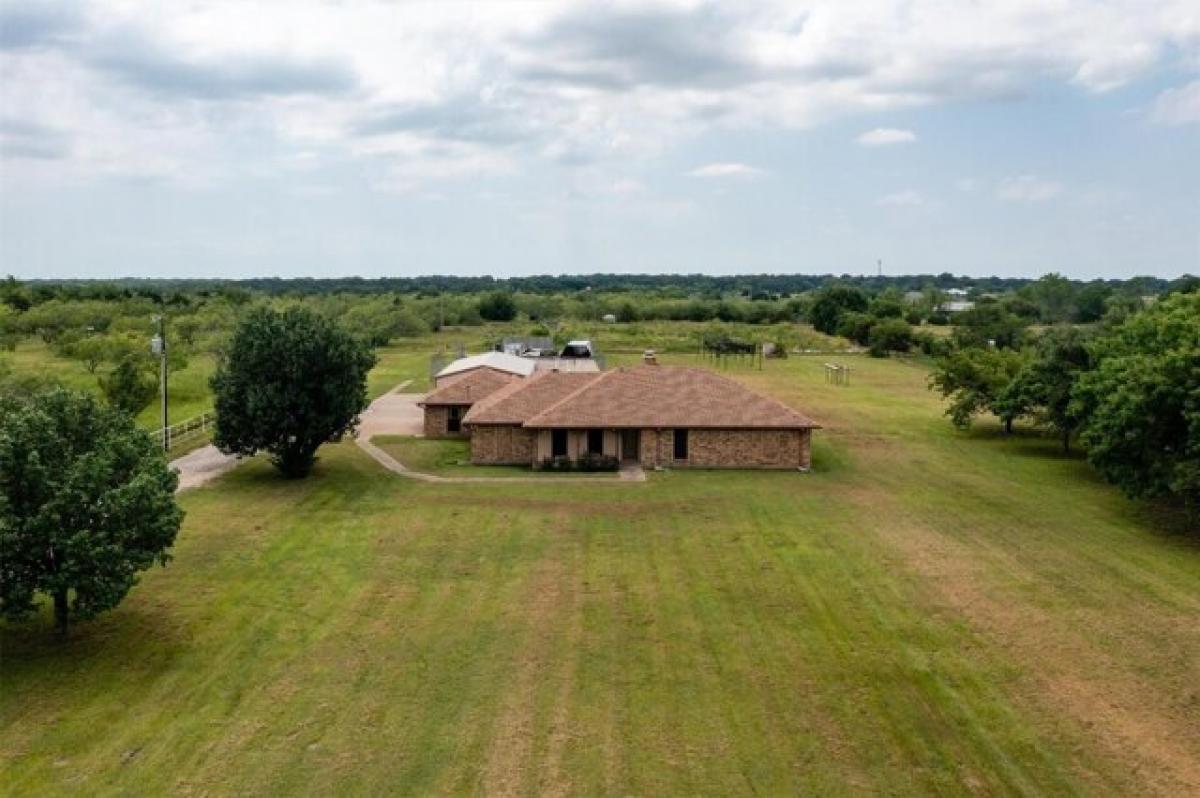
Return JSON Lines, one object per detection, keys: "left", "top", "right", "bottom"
{"left": 356, "top": 381, "right": 425, "bottom": 438}
{"left": 172, "top": 381, "right": 425, "bottom": 493}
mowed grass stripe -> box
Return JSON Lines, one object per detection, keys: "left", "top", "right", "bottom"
{"left": 4, "top": 355, "right": 1198, "bottom": 794}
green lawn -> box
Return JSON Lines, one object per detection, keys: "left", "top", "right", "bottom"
{"left": 3, "top": 355, "right": 1198, "bottom": 795}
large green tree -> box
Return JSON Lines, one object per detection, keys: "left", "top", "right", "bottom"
{"left": 210, "top": 306, "right": 376, "bottom": 478}
{"left": 477, "top": 291, "right": 517, "bottom": 322}
{"left": 809, "top": 284, "right": 868, "bottom": 335}
{"left": 0, "top": 388, "right": 182, "bottom": 635}
{"left": 952, "top": 303, "right": 1029, "bottom": 350}
{"left": 1073, "top": 293, "right": 1200, "bottom": 516}
{"left": 1021, "top": 272, "right": 1077, "bottom": 322}
{"left": 999, "top": 327, "right": 1093, "bottom": 452}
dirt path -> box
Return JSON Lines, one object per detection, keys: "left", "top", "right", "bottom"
{"left": 355, "top": 436, "right": 646, "bottom": 484}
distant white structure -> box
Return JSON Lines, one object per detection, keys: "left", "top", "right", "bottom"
{"left": 602, "top": 313, "right": 617, "bottom": 323}
{"left": 903, "top": 291, "right": 924, "bottom": 304}
{"left": 532, "top": 358, "right": 600, "bottom": 374}
{"left": 436, "top": 349, "right": 601, "bottom": 384}
{"left": 435, "top": 352, "right": 537, "bottom": 384}
{"left": 937, "top": 301, "right": 976, "bottom": 314}
{"left": 945, "top": 288, "right": 970, "bottom": 297}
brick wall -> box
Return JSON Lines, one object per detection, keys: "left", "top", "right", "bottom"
{"left": 470, "top": 424, "right": 536, "bottom": 464}
{"left": 424, "top": 406, "right": 448, "bottom": 437}
{"left": 638, "top": 427, "right": 812, "bottom": 469}
{"left": 423, "top": 405, "right": 469, "bottom": 438}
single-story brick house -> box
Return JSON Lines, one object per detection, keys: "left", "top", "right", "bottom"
{"left": 419, "top": 367, "right": 519, "bottom": 437}
{"left": 423, "top": 350, "right": 605, "bottom": 438}
{"left": 457, "top": 371, "right": 598, "bottom": 462}
{"left": 462, "top": 364, "right": 819, "bottom": 469}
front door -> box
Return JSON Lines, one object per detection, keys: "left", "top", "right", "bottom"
{"left": 620, "top": 429, "right": 640, "bottom": 462}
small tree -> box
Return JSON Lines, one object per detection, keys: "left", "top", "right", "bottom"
{"left": 99, "top": 356, "right": 157, "bottom": 417}
{"left": 836, "top": 311, "right": 875, "bottom": 346}
{"left": 210, "top": 306, "right": 376, "bottom": 478}
{"left": 929, "top": 347, "right": 1027, "bottom": 432}
{"left": 867, "top": 318, "right": 913, "bottom": 358}
{"left": 70, "top": 336, "right": 113, "bottom": 373}
{"left": 478, "top": 291, "right": 517, "bottom": 322}
{"left": 0, "top": 388, "right": 182, "bottom": 635}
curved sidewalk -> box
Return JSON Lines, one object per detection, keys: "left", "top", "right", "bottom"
{"left": 354, "top": 436, "right": 646, "bottom": 484}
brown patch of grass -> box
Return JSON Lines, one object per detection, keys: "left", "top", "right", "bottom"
{"left": 881, "top": 517, "right": 1200, "bottom": 795}
{"left": 419, "top": 492, "right": 702, "bottom": 520}
{"left": 479, "top": 557, "right": 580, "bottom": 796}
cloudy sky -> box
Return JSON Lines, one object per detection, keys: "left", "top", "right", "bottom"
{"left": 1, "top": 0, "right": 1197, "bottom": 280}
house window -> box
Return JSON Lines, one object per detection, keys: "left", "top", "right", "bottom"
{"left": 447, "top": 406, "right": 462, "bottom": 433}
{"left": 551, "top": 429, "right": 568, "bottom": 458}
{"left": 587, "top": 429, "right": 604, "bottom": 455}
{"left": 673, "top": 428, "right": 689, "bottom": 460}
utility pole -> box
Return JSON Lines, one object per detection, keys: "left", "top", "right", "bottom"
{"left": 151, "top": 315, "right": 169, "bottom": 452}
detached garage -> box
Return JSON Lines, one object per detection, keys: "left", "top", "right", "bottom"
{"left": 418, "top": 367, "right": 518, "bottom": 438}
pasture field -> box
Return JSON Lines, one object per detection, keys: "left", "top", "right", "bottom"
{"left": 6, "top": 340, "right": 216, "bottom": 427}
{"left": 2, "top": 347, "right": 1198, "bottom": 795}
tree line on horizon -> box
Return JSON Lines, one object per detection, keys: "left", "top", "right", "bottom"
{"left": 10, "top": 271, "right": 1189, "bottom": 300}
{"left": 2, "top": 271, "right": 1195, "bottom": 418}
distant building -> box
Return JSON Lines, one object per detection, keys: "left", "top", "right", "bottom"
{"left": 937, "top": 301, "right": 976, "bottom": 314}
{"left": 602, "top": 313, "right": 617, "bottom": 323}
{"left": 903, "top": 291, "right": 925, "bottom": 304}
{"left": 434, "top": 352, "right": 536, "bottom": 385}
{"left": 500, "top": 336, "right": 554, "bottom": 356}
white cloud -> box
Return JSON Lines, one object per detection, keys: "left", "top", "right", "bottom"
{"left": 996, "top": 175, "right": 1063, "bottom": 202}
{"left": 1, "top": 0, "right": 1197, "bottom": 190}
{"left": 609, "top": 178, "right": 646, "bottom": 194}
{"left": 856, "top": 128, "right": 917, "bottom": 146}
{"left": 686, "top": 162, "right": 765, "bottom": 179}
{"left": 876, "top": 189, "right": 924, "bottom": 206}
{"left": 1150, "top": 80, "right": 1200, "bottom": 126}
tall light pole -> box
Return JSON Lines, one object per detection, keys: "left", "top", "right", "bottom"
{"left": 151, "top": 315, "right": 169, "bottom": 452}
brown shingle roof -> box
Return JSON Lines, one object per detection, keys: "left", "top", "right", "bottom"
{"left": 420, "top": 367, "right": 517, "bottom": 407}
{"left": 462, "top": 370, "right": 601, "bottom": 425}
{"left": 524, "top": 366, "right": 820, "bottom": 429}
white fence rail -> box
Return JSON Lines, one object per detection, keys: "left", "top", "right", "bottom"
{"left": 154, "top": 411, "right": 215, "bottom": 450}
